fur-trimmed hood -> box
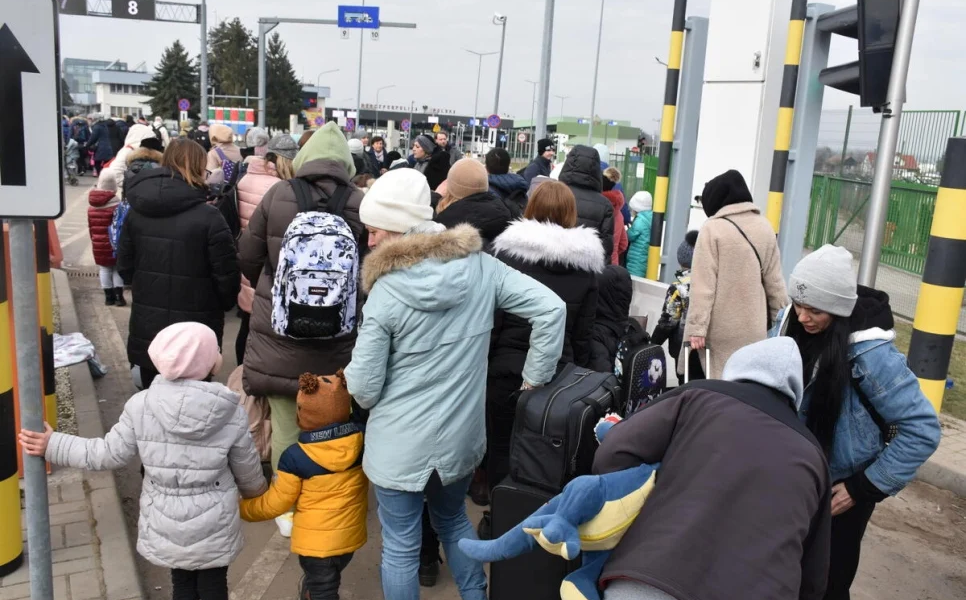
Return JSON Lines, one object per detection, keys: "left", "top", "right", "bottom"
{"left": 128, "top": 147, "right": 164, "bottom": 166}
{"left": 361, "top": 225, "right": 483, "bottom": 305}
{"left": 492, "top": 219, "right": 606, "bottom": 274}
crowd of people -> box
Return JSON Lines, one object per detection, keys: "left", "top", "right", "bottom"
{"left": 20, "top": 119, "right": 944, "bottom": 600}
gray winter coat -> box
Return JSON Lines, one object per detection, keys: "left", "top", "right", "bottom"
{"left": 45, "top": 379, "right": 268, "bottom": 570}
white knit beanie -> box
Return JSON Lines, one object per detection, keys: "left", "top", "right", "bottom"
{"left": 629, "top": 191, "right": 653, "bottom": 213}
{"left": 788, "top": 245, "right": 858, "bottom": 317}
{"left": 348, "top": 138, "right": 365, "bottom": 156}
{"left": 359, "top": 169, "right": 434, "bottom": 233}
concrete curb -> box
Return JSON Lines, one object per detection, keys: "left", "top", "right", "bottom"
{"left": 916, "top": 415, "right": 966, "bottom": 498}
{"left": 53, "top": 269, "right": 144, "bottom": 600}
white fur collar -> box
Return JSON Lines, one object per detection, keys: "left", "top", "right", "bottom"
{"left": 492, "top": 219, "right": 606, "bottom": 273}
{"left": 849, "top": 327, "right": 895, "bottom": 345}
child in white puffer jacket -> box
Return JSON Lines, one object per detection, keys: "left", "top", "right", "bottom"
{"left": 20, "top": 322, "right": 267, "bottom": 600}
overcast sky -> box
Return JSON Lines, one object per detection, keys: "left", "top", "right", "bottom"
{"left": 58, "top": 0, "right": 966, "bottom": 129}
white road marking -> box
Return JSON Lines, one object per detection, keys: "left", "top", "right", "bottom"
{"left": 229, "top": 532, "right": 292, "bottom": 600}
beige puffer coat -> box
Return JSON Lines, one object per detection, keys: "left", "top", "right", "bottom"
{"left": 45, "top": 379, "right": 268, "bottom": 570}
{"left": 237, "top": 158, "right": 365, "bottom": 398}
{"left": 683, "top": 202, "right": 788, "bottom": 377}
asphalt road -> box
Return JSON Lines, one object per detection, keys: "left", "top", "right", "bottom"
{"left": 57, "top": 177, "right": 966, "bottom": 600}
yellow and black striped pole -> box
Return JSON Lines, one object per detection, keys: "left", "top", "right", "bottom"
{"left": 908, "top": 136, "right": 966, "bottom": 412}
{"left": 646, "top": 0, "right": 687, "bottom": 281}
{"left": 34, "top": 221, "right": 56, "bottom": 431}
{"left": 766, "top": 0, "right": 807, "bottom": 233}
{"left": 0, "top": 220, "right": 24, "bottom": 577}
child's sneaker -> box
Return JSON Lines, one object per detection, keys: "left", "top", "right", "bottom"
{"left": 275, "top": 512, "right": 294, "bottom": 538}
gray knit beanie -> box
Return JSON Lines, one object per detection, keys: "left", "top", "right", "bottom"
{"left": 788, "top": 245, "right": 858, "bottom": 317}
{"left": 676, "top": 230, "right": 698, "bottom": 269}
{"left": 415, "top": 135, "right": 437, "bottom": 154}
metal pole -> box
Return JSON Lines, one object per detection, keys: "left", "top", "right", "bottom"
{"left": 587, "top": 0, "right": 605, "bottom": 145}
{"left": 838, "top": 104, "right": 853, "bottom": 176}
{"left": 534, "top": 0, "right": 555, "bottom": 146}
{"left": 646, "top": 0, "right": 687, "bottom": 281}
{"left": 257, "top": 22, "right": 268, "bottom": 128}
{"left": 408, "top": 101, "right": 414, "bottom": 147}
{"left": 199, "top": 0, "right": 208, "bottom": 120}
{"left": 355, "top": 0, "right": 365, "bottom": 131}
{"left": 10, "top": 220, "right": 53, "bottom": 600}
{"left": 494, "top": 16, "right": 507, "bottom": 115}
{"left": 525, "top": 79, "right": 537, "bottom": 158}
{"left": 473, "top": 55, "right": 481, "bottom": 154}
{"left": 857, "top": 0, "right": 921, "bottom": 286}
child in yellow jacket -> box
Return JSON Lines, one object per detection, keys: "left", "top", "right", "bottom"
{"left": 240, "top": 370, "right": 368, "bottom": 599}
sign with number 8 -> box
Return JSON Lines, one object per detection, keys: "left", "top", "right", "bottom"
{"left": 111, "top": 0, "right": 156, "bottom": 20}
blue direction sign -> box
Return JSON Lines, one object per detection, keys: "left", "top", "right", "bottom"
{"left": 400, "top": 119, "right": 411, "bottom": 131}
{"left": 178, "top": 98, "right": 190, "bottom": 111}
{"left": 468, "top": 118, "right": 477, "bottom": 127}
{"left": 338, "top": 5, "right": 380, "bottom": 29}
{"left": 486, "top": 114, "right": 501, "bottom": 128}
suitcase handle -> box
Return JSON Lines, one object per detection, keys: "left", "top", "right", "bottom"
{"left": 682, "top": 341, "right": 711, "bottom": 383}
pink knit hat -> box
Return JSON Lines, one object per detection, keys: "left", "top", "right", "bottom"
{"left": 147, "top": 322, "right": 223, "bottom": 381}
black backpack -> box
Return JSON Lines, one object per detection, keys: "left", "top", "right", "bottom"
{"left": 509, "top": 363, "right": 619, "bottom": 493}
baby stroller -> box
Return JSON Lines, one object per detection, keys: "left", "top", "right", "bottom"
{"left": 64, "top": 139, "right": 79, "bottom": 186}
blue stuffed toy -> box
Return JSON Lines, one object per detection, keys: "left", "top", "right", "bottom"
{"left": 459, "top": 415, "right": 657, "bottom": 600}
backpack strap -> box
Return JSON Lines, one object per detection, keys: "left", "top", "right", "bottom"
{"left": 325, "top": 184, "right": 351, "bottom": 218}
{"left": 215, "top": 147, "right": 228, "bottom": 164}
{"left": 290, "top": 178, "right": 317, "bottom": 213}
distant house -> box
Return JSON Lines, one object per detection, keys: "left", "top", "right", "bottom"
{"left": 861, "top": 152, "right": 919, "bottom": 179}
{"left": 821, "top": 154, "right": 858, "bottom": 175}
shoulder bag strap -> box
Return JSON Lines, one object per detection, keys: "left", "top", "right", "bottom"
{"left": 721, "top": 217, "right": 763, "bottom": 274}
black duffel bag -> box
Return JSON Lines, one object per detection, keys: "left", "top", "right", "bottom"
{"left": 509, "top": 364, "right": 619, "bottom": 493}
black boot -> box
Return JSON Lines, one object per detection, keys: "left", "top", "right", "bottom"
{"left": 113, "top": 287, "right": 127, "bottom": 307}
{"left": 104, "top": 288, "right": 116, "bottom": 306}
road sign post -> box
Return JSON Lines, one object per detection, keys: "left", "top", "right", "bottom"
{"left": 1, "top": 3, "right": 61, "bottom": 596}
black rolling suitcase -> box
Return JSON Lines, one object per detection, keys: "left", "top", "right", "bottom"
{"left": 489, "top": 477, "right": 579, "bottom": 600}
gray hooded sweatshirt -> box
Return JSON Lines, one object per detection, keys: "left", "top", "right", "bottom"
{"left": 593, "top": 337, "right": 832, "bottom": 600}
{"left": 46, "top": 379, "right": 268, "bottom": 570}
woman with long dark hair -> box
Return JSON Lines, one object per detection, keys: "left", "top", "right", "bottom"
{"left": 776, "top": 245, "right": 941, "bottom": 600}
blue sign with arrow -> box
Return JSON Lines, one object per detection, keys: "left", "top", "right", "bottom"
{"left": 338, "top": 5, "right": 380, "bottom": 29}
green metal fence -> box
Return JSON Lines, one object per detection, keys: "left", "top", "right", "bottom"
{"left": 805, "top": 175, "right": 936, "bottom": 275}
{"left": 609, "top": 150, "right": 659, "bottom": 199}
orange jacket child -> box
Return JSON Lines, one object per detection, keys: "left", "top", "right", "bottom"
{"left": 240, "top": 370, "right": 368, "bottom": 599}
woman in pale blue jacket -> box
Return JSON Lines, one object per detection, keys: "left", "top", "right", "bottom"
{"left": 772, "top": 245, "right": 940, "bottom": 600}
{"left": 344, "top": 169, "right": 566, "bottom": 600}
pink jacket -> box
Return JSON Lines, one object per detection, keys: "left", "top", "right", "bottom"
{"left": 236, "top": 157, "right": 281, "bottom": 313}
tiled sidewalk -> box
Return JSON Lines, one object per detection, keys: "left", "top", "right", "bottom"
{"left": 918, "top": 414, "right": 966, "bottom": 498}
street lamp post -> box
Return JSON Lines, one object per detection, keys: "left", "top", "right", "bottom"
{"left": 200, "top": 0, "right": 208, "bottom": 120}
{"left": 374, "top": 84, "right": 395, "bottom": 130}
{"left": 587, "top": 0, "right": 605, "bottom": 145}
{"left": 555, "top": 94, "right": 570, "bottom": 118}
{"left": 316, "top": 68, "right": 339, "bottom": 88}
{"left": 525, "top": 79, "right": 537, "bottom": 158}
{"left": 466, "top": 49, "right": 498, "bottom": 156}
{"left": 493, "top": 14, "right": 508, "bottom": 115}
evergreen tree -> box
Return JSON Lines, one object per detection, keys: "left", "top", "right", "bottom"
{"left": 208, "top": 18, "right": 258, "bottom": 108}
{"left": 266, "top": 33, "right": 303, "bottom": 130}
{"left": 144, "top": 40, "right": 200, "bottom": 119}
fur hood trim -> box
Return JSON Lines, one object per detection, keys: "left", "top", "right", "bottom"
{"left": 128, "top": 147, "right": 164, "bottom": 165}
{"left": 492, "top": 219, "right": 606, "bottom": 273}
{"left": 362, "top": 224, "right": 482, "bottom": 293}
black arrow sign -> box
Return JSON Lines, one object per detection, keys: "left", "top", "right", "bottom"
{"left": 0, "top": 24, "right": 39, "bottom": 187}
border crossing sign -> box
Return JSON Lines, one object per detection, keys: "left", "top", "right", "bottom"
{"left": 338, "top": 6, "right": 380, "bottom": 29}
{"left": 0, "top": 0, "right": 65, "bottom": 218}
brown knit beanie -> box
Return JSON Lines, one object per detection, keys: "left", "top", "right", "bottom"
{"left": 446, "top": 158, "right": 489, "bottom": 201}
{"left": 296, "top": 370, "right": 351, "bottom": 431}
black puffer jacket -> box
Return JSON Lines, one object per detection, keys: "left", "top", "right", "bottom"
{"left": 558, "top": 145, "right": 616, "bottom": 260}
{"left": 489, "top": 219, "right": 605, "bottom": 386}
{"left": 117, "top": 168, "right": 240, "bottom": 372}
{"left": 434, "top": 191, "right": 521, "bottom": 248}
{"left": 415, "top": 147, "right": 451, "bottom": 191}
{"left": 589, "top": 265, "right": 633, "bottom": 372}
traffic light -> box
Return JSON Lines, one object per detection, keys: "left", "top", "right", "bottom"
{"left": 817, "top": 0, "right": 900, "bottom": 112}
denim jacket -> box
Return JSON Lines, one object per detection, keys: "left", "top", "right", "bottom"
{"left": 773, "top": 307, "right": 941, "bottom": 496}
